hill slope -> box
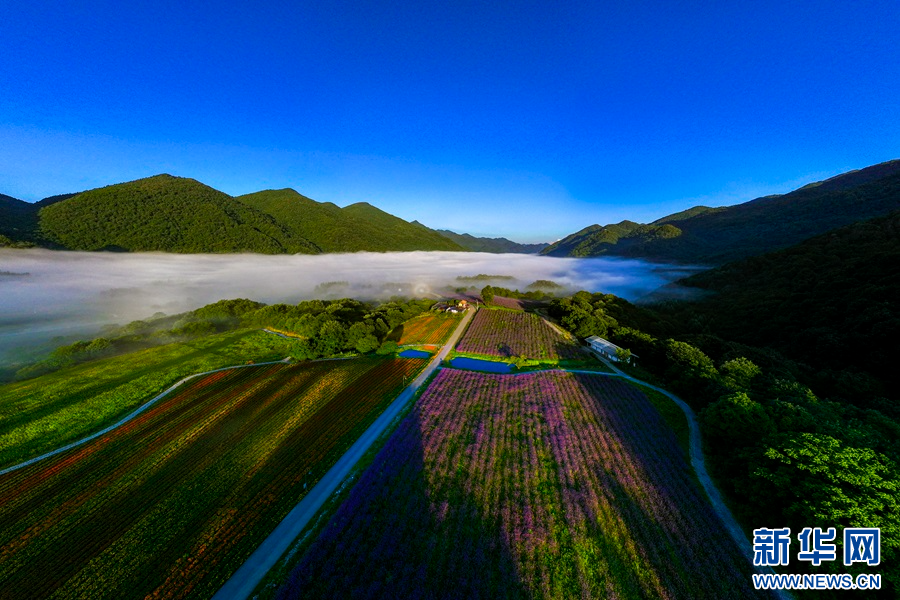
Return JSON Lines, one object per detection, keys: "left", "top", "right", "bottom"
{"left": 667, "top": 210, "right": 900, "bottom": 396}
{"left": 0, "top": 194, "right": 39, "bottom": 245}
{"left": 543, "top": 159, "right": 900, "bottom": 264}
{"left": 237, "top": 189, "right": 464, "bottom": 252}
{"left": 433, "top": 229, "right": 547, "bottom": 253}
{"left": 39, "top": 175, "right": 321, "bottom": 254}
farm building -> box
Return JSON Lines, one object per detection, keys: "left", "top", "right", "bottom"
{"left": 585, "top": 335, "right": 635, "bottom": 363}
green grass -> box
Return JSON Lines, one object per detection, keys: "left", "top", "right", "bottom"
{"left": 0, "top": 329, "right": 302, "bottom": 468}
{"left": 445, "top": 350, "right": 613, "bottom": 374}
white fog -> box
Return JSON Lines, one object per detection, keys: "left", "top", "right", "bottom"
{"left": 0, "top": 249, "right": 701, "bottom": 365}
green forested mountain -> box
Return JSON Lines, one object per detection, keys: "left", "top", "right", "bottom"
{"left": 433, "top": 228, "right": 547, "bottom": 253}
{"left": 1, "top": 175, "right": 465, "bottom": 254}
{"left": 541, "top": 220, "right": 682, "bottom": 258}
{"left": 663, "top": 209, "right": 900, "bottom": 399}
{"left": 38, "top": 175, "right": 321, "bottom": 253}
{"left": 0, "top": 193, "right": 40, "bottom": 245}
{"left": 237, "top": 189, "right": 463, "bottom": 252}
{"left": 543, "top": 159, "right": 900, "bottom": 264}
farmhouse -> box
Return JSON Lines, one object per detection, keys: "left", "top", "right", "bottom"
{"left": 585, "top": 335, "right": 635, "bottom": 363}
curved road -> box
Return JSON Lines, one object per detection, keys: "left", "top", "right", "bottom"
{"left": 584, "top": 353, "right": 789, "bottom": 599}
{"left": 212, "top": 307, "right": 475, "bottom": 600}
{"left": 0, "top": 358, "right": 291, "bottom": 477}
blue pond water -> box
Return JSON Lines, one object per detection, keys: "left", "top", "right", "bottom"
{"left": 399, "top": 349, "right": 433, "bottom": 359}
{"left": 448, "top": 357, "right": 514, "bottom": 373}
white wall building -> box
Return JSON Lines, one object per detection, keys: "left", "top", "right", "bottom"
{"left": 585, "top": 335, "right": 634, "bottom": 363}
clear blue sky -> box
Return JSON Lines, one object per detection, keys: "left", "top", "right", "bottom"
{"left": 2, "top": 1, "right": 898, "bottom": 242}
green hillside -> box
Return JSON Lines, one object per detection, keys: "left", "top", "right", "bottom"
{"left": 237, "top": 189, "right": 464, "bottom": 252}
{"left": 39, "top": 175, "right": 321, "bottom": 254}
{"left": 0, "top": 194, "right": 40, "bottom": 245}
{"left": 665, "top": 210, "right": 900, "bottom": 397}
{"left": 544, "top": 159, "right": 900, "bottom": 264}
{"left": 433, "top": 228, "right": 547, "bottom": 253}
{"left": 541, "top": 220, "right": 683, "bottom": 257}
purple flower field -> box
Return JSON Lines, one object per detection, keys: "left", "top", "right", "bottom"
{"left": 275, "top": 370, "right": 769, "bottom": 599}
{"left": 456, "top": 308, "right": 581, "bottom": 360}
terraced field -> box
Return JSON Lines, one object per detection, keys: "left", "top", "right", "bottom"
{"left": 275, "top": 369, "right": 767, "bottom": 599}
{"left": 0, "top": 357, "right": 425, "bottom": 600}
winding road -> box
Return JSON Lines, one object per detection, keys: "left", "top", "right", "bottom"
{"left": 212, "top": 307, "right": 475, "bottom": 600}
{"left": 0, "top": 358, "right": 292, "bottom": 477}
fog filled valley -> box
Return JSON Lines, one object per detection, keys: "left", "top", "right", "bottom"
{"left": 0, "top": 249, "right": 698, "bottom": 369}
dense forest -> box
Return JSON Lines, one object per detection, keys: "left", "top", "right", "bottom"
{"left": 0, "top": 175, "right": 465, "bottom": 254}
{"left": 237, "top": 188, "right": 462, "bottom": 253}
{"left": 549, "top": 289, "right": 899, "bottom": 597}
{"left": 39, "top": 176, "right": 321, "bottom": 254}
{"left": 665, "top": 210, "right": 900, "bottom": 403}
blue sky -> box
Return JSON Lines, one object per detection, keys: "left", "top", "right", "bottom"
{"left": 1, "top": 1, "right": 898, "bottom": 242}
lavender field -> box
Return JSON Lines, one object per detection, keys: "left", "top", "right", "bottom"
{"left": 275, "top": 370, "right": 768, "bottom": 599}
{"left": 456, "top": 308, "right": 581, "bottom": 360}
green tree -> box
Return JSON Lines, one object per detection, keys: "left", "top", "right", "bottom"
{"left": 315, "top": 320, "right": 347, "bottom": 356}
{"left": 719, "top": 357, "right": 762, "bottom": 392}
{"left": 615, "top": 347, "right": 632, "bottom": 364}
{"left": 701, "top": 392, "right": 775, "bottom": 449}
{"left": 481, "top": 285, "right": 495, "bottom": 305}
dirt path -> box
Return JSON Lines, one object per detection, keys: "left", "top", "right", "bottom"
{"left": 0, "top": 358, "right": 291, "bottom": 477}
{"left": 212, "top": 307, "right": 476, "bottom": 600}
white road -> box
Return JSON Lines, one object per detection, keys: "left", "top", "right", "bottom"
{"left": 0, "top": 358, "right": 291, "bottom": 477}
{"left": 212, "top": 307, "right": 475, "bottom": 600}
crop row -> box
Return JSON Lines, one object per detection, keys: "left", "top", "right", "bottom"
{"left": 392, "top": 312, "right": 460, "bottom": 346}
{"left": 455, "top": 308, "right": 580, "bottom": 360}
{"left": 0, "top": 356, "right": 426, "bottom": 600}
{"left": 277, "top": 370, "right": 767, "bottom": 599}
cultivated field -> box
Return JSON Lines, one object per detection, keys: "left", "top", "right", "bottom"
{"left": 0, "top": 329, "right": 303, "bottom": 468}
{"left": 456, "top": 308, "right": 580, "bottom": 360}
{"left": 391, "top": 312, "right": 461, "bottom": 346}
{"left": 0, "top": 357, "right": 425, "bottom": 600}
{"left": 275, "top": 370, "right": 766, "bottom": 599}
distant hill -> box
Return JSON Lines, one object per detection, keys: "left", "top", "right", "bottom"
{"left": 0, "top": 193, "right": 40, "bottom": 245}
{"left": 236, "top": 189, "right": 463, "bottom": 252}
{"left": 665, "top": 210, "right": 900, "bottom": 397}
{"left": 3, "top": 176, "right": 466, "bottom": 254}
{"left": 433, "top": 229, "right": 547, "bottom": 253}
{"left": 39, "top": 175, "right": 321, "bottom": 254}
{"left": 543, "top": 159, "right": 900, "bottom": 264}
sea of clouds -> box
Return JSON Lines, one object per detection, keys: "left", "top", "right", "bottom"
{"left": 0, "top": 249, "right": 701, "bottom": 365}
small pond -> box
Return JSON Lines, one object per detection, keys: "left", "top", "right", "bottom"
{"left": 448, "top": 357, "right": 514, "bottom": 373}
{"left": 399, "top": 349, "right": 433, "bottom": 359}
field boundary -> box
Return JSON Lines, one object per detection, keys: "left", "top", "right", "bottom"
{"left": 213, "top": 306, "right": 476, "bottom": 600}
{"left": 0, "top": 358, "right": 291, "bottom": 476}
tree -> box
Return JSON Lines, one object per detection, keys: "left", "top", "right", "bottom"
{"left": 701, "top": 392, "right": 774, "bottom": 449}
{"left": 315, "top": 320, "right": 347, "bottom": 356}
{"left": 615, "top": 347, "right": 632, "bottom": 364}
{"left": 719, "top": 357, "right": 762, "bottom": 392}
{"left": 748, "top": 432, "right": 900, "bottom": 585}
{"left": 481, "top": 285, "right": 495, "bottom": 305}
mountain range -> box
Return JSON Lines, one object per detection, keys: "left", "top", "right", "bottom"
{"left": 0, "top": 175, "right": 470, "bottom": 254}
{"left": 2, "top": 160, "right": 898, "bottom": 261}
{"left": 542, "top": 159, "right": 900, "bottom": 265}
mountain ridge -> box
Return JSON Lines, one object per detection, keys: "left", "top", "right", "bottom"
{"left": 543, "top": 159, "right": 900, "bottom": 264}
{"left": 433, "top": 229, "right": 548, "bottom": 253}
